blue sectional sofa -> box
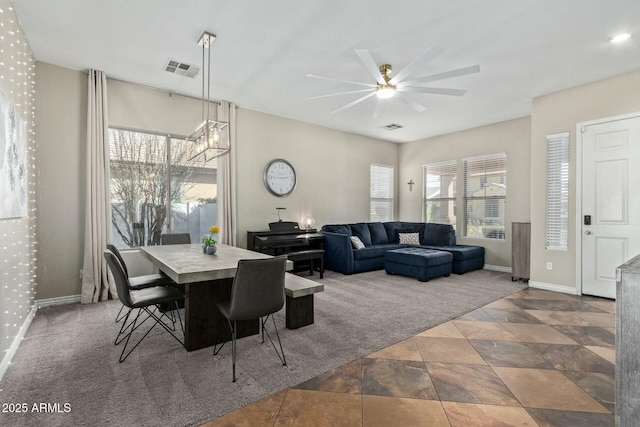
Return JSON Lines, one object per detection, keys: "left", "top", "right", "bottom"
{"left": 321, "top": 221, "right": 484, "bottom": 275}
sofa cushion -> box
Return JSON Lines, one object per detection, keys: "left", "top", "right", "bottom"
{"left": 351, "top": 222, "right": 372, "bottom": 246}
{"left": 422, "top": 223, "right": 456, "bottom": 246}
{"left": 391, "top": 223, "right": 426, "bottom": 243}
{"left": 368, "top": 222, "right": 389, "bottom": 245}
{"left": 322, "top": 224, "right": 352, "bottom": 236}
{"left": 353, "top": 244, "right": 405, "bottom": 260}
{"left": 384, "top": 222, "right": 404, "bottom": 243}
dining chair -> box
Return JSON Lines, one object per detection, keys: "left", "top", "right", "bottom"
{"left": 213, "top": 256, "right": 288, "bottom": 382}
{"left": 107, "top": 244, "right": 175, "bottom": 323}
{"left": 104, "top": 249, "right": 185, "bottom": 362}
{"left": 160, "top": 233, "right": 192, "bottom": 245}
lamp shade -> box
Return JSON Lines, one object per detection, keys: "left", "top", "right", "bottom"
{"left": 302, "top": 216, "right": 316, "bottom": 229}
{"left": 186, "top": 119, "right": 229, "bottom": 161}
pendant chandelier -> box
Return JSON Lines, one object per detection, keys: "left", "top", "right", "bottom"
{"left": 186, "top": 31, "right": 229, "bottom": 162}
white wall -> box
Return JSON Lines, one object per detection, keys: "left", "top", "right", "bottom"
{"left": 35, "top": 62, "right": 86, "bottom": 300}
{"left": 33, "top": 64, "right": 398, "bottom": 297}
{"left": 530, "top": 70, "right": 640, "bottom": 292}
{"left": 235, "top": 108, "right": 398, "bottom": 248}
{"left": 398, "top": 117, "right": 532, "bottom": 268}
{"left": 0, "top": 0, "right": 37, "bottom": 375}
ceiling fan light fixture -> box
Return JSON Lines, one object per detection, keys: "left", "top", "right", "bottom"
{"left": 610, "top": 32, "right": 631, "bottom": 43}
{"left": 376, "top": 84, "right": 395, "bottom": 99}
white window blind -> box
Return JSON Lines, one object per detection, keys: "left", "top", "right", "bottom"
{"left": 423, "top": 161, "right": 457, "bottom": 227}
{"left": 546, "top": 132, "right": 570, "bottom": 250}
{"left": 370, "top": 164, "right": 393, "bottom": 221}
{"left": 463, "top": 153, "right": 507, "bottom": 239}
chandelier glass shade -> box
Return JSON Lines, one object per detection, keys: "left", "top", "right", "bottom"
{"left": 186, "top": 31, "right": 229, "bottom": 162}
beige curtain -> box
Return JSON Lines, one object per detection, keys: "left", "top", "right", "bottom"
{"left": 216, "top": 101, "right": 237, "bottom": 246}
{"left": 81, "top": 70, "right": 114, "bottom": 303}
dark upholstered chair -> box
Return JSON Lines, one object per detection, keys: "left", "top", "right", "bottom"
{"left": 160, "top": 233, "right": 192, "bottom": 245}
{"left": 107, "top": 244, "right": 174, "bottom": 323}
{"left": 104, "top": 249, "right": 185, "bottom": 362}
{"left": 213, "top": 256, "right": 288, "bottom": 382}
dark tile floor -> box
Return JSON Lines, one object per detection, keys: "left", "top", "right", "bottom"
{"left": 202, "top": 288, "right": 615, "bottom": 427}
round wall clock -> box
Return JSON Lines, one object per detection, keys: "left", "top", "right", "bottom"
{"left": 264, "top": 158, "right": 297, "bottom": 197}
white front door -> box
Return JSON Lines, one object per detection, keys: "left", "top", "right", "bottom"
{"left": 581, "top": 115, "right": 640, "bottom": 299}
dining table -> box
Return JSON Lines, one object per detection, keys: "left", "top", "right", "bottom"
{"left": 140, "top": 243, "right": 292, "bottom": 351}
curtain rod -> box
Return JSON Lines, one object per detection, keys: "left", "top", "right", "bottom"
{"left": 104, "top": 74, "right": 222, "bottom": 105}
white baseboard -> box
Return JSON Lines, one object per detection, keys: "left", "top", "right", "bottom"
{"left": 37, "top": 294, "right": 82, "bottom": 309}
{"left": 0, "top": 304, "right": 38, "bottom": 381}
{"left": 528, "top": 280, "right": 579, "bottom": 295}
{"left": 484, "top": 264, "right": 512, "bottom": 273}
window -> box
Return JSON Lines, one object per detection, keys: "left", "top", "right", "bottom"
{"left": 109, "top": 127, "right": 217, "bottom": 248}
{"left": 370, "top": 164, "right": 393, "bottom": 221}
{"left": 423, "top": 161, "right": 457, "bottom": 227}
{"left": 546, "top": 132, "right": 570, "bottom": 250}
{"left": 463, "top": 153, "right": 507, "bottom": 239}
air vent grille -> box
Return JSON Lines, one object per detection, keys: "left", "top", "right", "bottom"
{"left": 164, "top": 59, "right": 199, "bottom": 78}
{"left": 382, "top": 123, "right": 403, "bottom": 131}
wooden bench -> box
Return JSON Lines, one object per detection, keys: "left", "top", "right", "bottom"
{"left": 284, "top": 273, "right": 324, "bottom": 329}
{"left": 287, "top": 249, "right": 325, "bottom": 279}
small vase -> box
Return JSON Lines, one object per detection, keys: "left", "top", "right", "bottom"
{"left": 206, "top": 245, "right": 217, "bottom": 255}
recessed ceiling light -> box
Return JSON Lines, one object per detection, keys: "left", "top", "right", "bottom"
{"left": 610, "top": 33, "right": 631, "bottom": 43}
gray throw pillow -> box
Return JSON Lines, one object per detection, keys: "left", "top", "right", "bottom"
{"left": 350, "top": 235, "right": 365, "bottom": 250}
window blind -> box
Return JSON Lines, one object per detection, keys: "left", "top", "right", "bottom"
{"left": 546, "top": 132, "right": 570, "bottom": 250}
{"left": 463, "top": 153, "right": 507, "bottom": 239}
{"left": 370, "top": 164, "right": 393, "bottom": 221}
{"left": 423, "top": 161, "right": 457, "bottom": 227}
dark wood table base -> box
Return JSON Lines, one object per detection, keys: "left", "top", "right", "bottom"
{"left": 184, "top": 278, "right": 258, "bottom": 351}
{"left": 286, "top": 294, "right": 314, "bottom": 329}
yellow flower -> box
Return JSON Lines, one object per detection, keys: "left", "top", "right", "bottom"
{"left": 210, "top": 225, "right": 219, "bottom": 234}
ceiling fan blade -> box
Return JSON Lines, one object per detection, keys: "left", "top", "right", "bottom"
{"left": 306, "top": 74, "right": 377, "bottom": 88}
{"left": 388, "top": 45, "right": 445, "bottom": 86}
{"left": 395, "top": 92, "right": 427, "bottom": 113}
{"left": 373, "top": 99, "right": 383, "bottom": 119}
{"left": 398, "top": 86, "right": 467, "bottom": 96}
{"left": 331, "top": 91, "right": 377, "bottom": 114}
{"left": 397, "top": 64, "right": 480, "bottom": 87}
{"left": 355, "top": 49, "right": 386, "bottom": 85}
{"left": 305, "top": 88, "right": 374, "bottom": 100}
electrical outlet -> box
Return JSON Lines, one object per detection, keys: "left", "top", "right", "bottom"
{"left": 79, "top": 269, "right": 84, "bottom": 278}
{"left": 546, "top": 262, "right": 552, "bottom": 271}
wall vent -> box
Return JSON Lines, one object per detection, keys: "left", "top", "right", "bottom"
{"left": 382, "top": 123, "right": 403, "bottom": 131}
{"left": 164, "top": 59, "right": 199, "bottom": 78}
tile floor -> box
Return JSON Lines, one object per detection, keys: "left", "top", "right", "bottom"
{"left": 202, "top": 288, "right": 615, "bottom": 427}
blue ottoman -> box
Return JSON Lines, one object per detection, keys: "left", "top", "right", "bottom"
{"left": 422, "top": 245, "right": 485, "bottom": 274}
{"left": 384, "top": 247, "right": 453, "bottom": 282}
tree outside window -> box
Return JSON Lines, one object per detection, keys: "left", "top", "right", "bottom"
{"left": 109, "top": 127, "right": 217, "bottom": 248}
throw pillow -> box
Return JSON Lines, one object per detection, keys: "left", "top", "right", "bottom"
{"left": 350, "top": 235, "right": 365, "bottom": 250}
{"left": 394, "top": 227, "right": 415, "bottom": 243}
{"left": 399, "top": 232, "right": 421, "bottom": 246}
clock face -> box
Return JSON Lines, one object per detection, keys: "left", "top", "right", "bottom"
{"left": 264, "top": 159, "right": 297, "bottom": 197}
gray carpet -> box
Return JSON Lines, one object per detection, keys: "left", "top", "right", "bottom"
{"left": 1, "top": 269, "right": 526, "bottom": 426}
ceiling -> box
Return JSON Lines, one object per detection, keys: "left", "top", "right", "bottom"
{"left": 11, "top": 0, "right": 640, "bottom": 143}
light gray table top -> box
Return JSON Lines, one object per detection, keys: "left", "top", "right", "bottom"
{"left": 140, "top": 243, "right": 292, "bottom": 284}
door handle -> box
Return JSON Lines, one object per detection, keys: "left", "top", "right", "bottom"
{"left": 584, "top": 230, "right": 592, "bottom": 235}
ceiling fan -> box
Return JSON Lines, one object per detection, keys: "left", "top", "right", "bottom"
{"left": 306, "top": 46, "right": 480, "bottom": 117}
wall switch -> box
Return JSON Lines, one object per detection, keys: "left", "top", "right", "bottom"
{"left": 80, "top": 269, "right": 84, "bottom": 278}
{"left": 546, "top": 262, "right": 552, "bottom": 270}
